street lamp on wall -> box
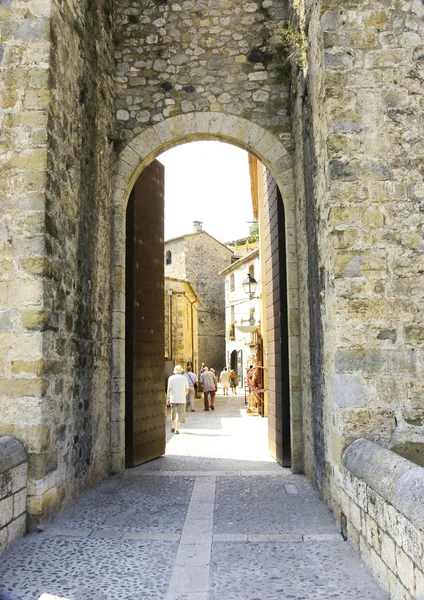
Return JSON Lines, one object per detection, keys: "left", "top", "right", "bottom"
{"left": 242, "top": 273, "right": 258, "bottom": 299}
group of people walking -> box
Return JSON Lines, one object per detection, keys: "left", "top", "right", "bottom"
{"left": 166, "top": 363, "right": 239, "bottom": 434}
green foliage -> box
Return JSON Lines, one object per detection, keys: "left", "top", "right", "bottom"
{"left": 226, "top": 234, "right": 259, "bottom": 248}
{"left": 249, "top": 221, "right": 259, "bottom": 236}
{"left": 278, "top": 21, "right": 307, "bottom": 70}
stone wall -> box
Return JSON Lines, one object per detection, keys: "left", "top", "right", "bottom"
{"left": 291, "top": 0, "right": 424, "bottom": 502}
{"left": 2, "top": 0, "right": 423, "bottom": 535}
{"left": 0, "top": 0, "right": 51, "bottom": 512}
{"left": 340, "top": 439, "right": 424, "bottom": 599}
{"left": 0, "top": 436, "right": 28, "bottom": 553}
{"left": 184, "top": 233, "right": 233, "bottom": 372}
{"left": 114, "top": 0, "right": 291, "bottom": 148}
{"left": 1, "top": 0, "right": 116, "bottom": 529}
{"left": 322, "top": 0, "right": 424, "bottom": 471}
{"left": 165, "top": 232, "right": 233, "bottom": 372}
{"left": 164, "top": 278, "right": 200, "bottom": 374}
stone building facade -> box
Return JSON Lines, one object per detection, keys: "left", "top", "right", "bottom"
{"left": 221, "top": 248, "right": 262, "bottom": 389}
{"left": 165, "top": 223, "right": 233, "bottom": 373}
{"left": 1, "top": 0, "right": 424, "bottom": 591}
{"left": 164, "top": 277, "right": 201, "bottom": 374}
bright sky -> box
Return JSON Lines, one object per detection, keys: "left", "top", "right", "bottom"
{"left": 157, "top": 141, "right": 254, "bottom": 244}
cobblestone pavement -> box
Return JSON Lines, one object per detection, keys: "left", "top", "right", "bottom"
{"left": 0, "top": 394, "right": 388, "bottom": 600}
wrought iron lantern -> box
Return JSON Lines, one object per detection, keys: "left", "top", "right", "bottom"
{"left": 242, "top": 273, "right": 258, "bottom": 299}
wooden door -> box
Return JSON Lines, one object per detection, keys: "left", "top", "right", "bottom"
{"left": 125, "top": 160, "right": 166, "bottom": 467}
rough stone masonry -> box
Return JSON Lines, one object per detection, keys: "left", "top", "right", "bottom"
{"left": 1, "top": 0, "right": 424, "bottom": 590}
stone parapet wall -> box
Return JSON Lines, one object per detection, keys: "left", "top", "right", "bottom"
{"left": 339, "top": 439, "right": 424, "bottom": 599}
{"left": 0, "top": 436, "right": 28, "bottom": 553}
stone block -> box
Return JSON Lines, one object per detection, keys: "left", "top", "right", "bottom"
{"left": 0, "top": 377, "right": 48, "bottom": 398}
{"left": 0, "top": 436, "right": 27, "bottom": 473}
{"left": 153, "top": 120, "right": 174, "bottom": 143}
{"left": 21, "top": 310, "right": 49, "bottom": 330}
{"left": 346, "top": 522, "right": 360, "bottom": 551}
{"left": 23, "top": 88, "right": 50, "bottom": 110}
{"left": 401, "top": 519, "right": 424, "bottom": 571}
{"left": 405, "top": 326, "right": 424, "bottom": 345}
{"left": 110, "top": 451, "right": 125, "bottom": 474}
{"left": 369, "top": 545, "right": 389, "bottom": 590}
{"left": 380, "top": 531, "right": 397, "bottom": 573}
{"left": 110, "top": 391, "right": 125, "bottom": 423}
{"left": 7, "top": 513, "right": 26, "bottom": 546}
{"left": 27, "top": 453, "right": 57, "bottom": 480}
{"left": 396, "top": 546, "right": 415, "bottom": 594}
{"left": 387, "top": 569, "right": 412, "bottom": 600}
{"left": 416, "top": 569, "right": 424, "bottom": 600}
{"left": 336, "top": 349, "right": 385, "bottom": 373}
{"left": 365, "top": 514, "right": 380, "bottom": 553}
{"left": 9, "top": 149, "right": 47, "bottom": 170}
{"left": 0, "top": 496, "right": 13, "bottom": 528}
{"left": 341, "top": 470, "right": 367, "bottom": 510}
{"left": 110, "top": 419, "right": 125, "bottom": 453}
{"left": 0, "top": 425, "right": 50, "bottom": 454}
{"left": 13, "top": 488, "right": 27, "bottom": 518}
{"left": 332, "top": 374, "right": 367, "bottom": 408}
{"left": 0, "top": 312, "right": 12, "bottom": 331}
{"left": 366, "top": 488, "right": 386, "bottom": 525}
{"left": 10, "top": 462, "right": 27, "bottom": 493}
{"left": 0, "top": 473, "right": 12, "bottom": 499}
{"left": 0, "top": 526, "right": 7, "bottom": 552}
{"left": 349, "top": 498, "right": 362, "bottom": 532}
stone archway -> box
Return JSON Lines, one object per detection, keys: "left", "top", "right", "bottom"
{"left": 110, "top": 112, "right": 301, "bottom": 473}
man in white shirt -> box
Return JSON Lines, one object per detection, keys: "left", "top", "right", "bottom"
{"left": 167, "top": 365, "right": 189, "bottom": 434}
{"left": 184, "top": 366, "right": 198, "bottom": 412}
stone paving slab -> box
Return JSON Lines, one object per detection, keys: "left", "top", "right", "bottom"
{"left": 0, "top": 535, "right": 177, "bottom": 600}
{"left": 0, "top": 395, "right": 388, "bottom": 600}
{"left": 209, "top": 541, "right": 388, "bottom": 600}
{"left": 48, "top": 475, "right": 194, "bottom": 534}
{"left": 214, "top": 475, "right": 337, "bottom": 535}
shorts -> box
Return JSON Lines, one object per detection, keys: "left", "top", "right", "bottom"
{"left": 171, "top": 403, "right": 186, "bottom": 423}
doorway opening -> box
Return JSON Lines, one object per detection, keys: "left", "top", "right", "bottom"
{"left": 120, "top": 133, "right": 297, "bottom": 472}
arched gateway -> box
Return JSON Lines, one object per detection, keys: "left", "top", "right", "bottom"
{"left": 110, "top": 113, "right": 302, "bottom": 474}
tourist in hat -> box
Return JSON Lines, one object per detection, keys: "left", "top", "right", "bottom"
{"left": 167, "top": 365, "right": 189, "bottom": 434}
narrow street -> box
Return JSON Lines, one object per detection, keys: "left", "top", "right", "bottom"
{"left": 0, "top": 394, "right": 387, "bottom": 600}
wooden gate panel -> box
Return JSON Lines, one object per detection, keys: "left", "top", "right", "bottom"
{"left": 125, "top": 160, "right": 165, "bottom": 467}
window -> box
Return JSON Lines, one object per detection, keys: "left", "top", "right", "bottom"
{"left": 166, "top": 250, "right": 172, "bottom": 265}
{"left": 230, "top": 273, "right": 235, "bottom": 292}
{"left": 248, "top": 264, "right": 255, "bottom": 280}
